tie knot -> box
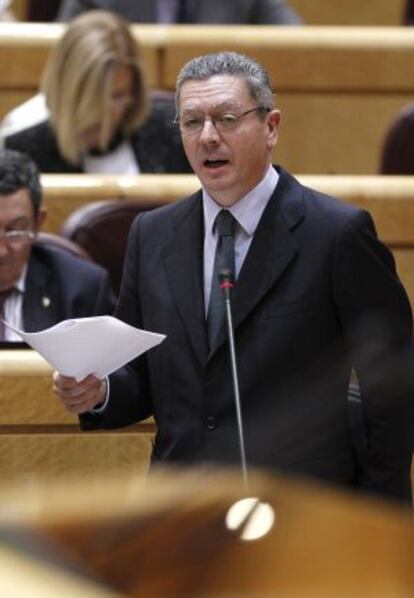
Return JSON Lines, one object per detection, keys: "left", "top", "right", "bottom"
{"left": 215, "top": 210, "right": 236, "bottom": 237}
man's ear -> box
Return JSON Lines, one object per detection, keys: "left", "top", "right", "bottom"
{"left": 35, "top": 207, "right": 47, "bottom": 231}
{"left": 266, "top": 109, "right": 281, "bottom": 150}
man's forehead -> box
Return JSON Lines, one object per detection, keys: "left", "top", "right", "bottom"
{"left": 0, "top": 189, "right": 33, "bottom": 215}
{"left": 179, "top": 74, "right": 251, "bottom": 108}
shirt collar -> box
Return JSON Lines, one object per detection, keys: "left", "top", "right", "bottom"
{"left": 14, "top": 264, "right": 28, "bottom": 294}
{"left": 202, "top": 165, "right": 279, "bottom": 237}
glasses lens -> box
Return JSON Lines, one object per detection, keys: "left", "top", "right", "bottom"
{"left": 216, "top": 114, "right": 239, "bottom": 132}
{"left": 4, "top": 230, "right": 34, "bottom": 243}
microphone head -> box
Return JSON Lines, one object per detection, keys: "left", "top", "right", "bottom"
{"left": 219, "top": 268, "right": 235, "bottom": 291}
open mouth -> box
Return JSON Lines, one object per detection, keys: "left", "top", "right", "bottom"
{"left": 203, "top": 159, "right": 229, "bottom": 169}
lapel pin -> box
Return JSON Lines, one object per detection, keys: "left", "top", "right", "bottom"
{"left": 41, "top": 296, "right": 51, "bottom": 308}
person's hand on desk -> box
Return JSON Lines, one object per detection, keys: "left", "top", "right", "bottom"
{"left": 53, "top": 373, "right": 107, "bottom": 414}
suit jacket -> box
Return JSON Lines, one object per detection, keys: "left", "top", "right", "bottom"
{"left": 81, "top": 167, "right": 413, "bottom": 501}
{"left": 57, "top": 0, "right": 302, "bottom": 24}
{"left": 22, "top": 245, "right": 115, "bottom": 332}
{"left": 4, "top": 95, "right": 192, "bottom": 174}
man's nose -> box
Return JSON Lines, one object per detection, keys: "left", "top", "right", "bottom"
{"left": 198, "top": 118, "right": 220, "bottom": 143}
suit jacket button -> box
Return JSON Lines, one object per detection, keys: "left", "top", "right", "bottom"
{"left": 205, "top": 416, "right": 217, "bottom": 430}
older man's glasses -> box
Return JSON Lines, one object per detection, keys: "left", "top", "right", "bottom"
{"left": 174, "top": 106, "right": 270, "bottom": 136}
{"left": 0, "top": 230, "right": 35, "bottom": 244}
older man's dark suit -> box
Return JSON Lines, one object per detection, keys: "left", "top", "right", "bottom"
{"left": 81, "top": 166, "right": 413, "bottom": 501}
{"left": 22, "top": 245, "right": 114, "bottom": 332}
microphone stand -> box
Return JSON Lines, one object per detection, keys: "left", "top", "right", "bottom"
{"left": 219, "top": 268, "right": 249, "bottom": 492}
{"left": 219, "top": 269, "right": 276, "bottom": 541}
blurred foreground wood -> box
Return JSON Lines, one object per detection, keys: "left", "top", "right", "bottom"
{"left": 0, "top": 468, "right": 412, "bottom": 597}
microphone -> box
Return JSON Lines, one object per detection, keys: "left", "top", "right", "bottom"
{"left": 219, "top": 268, "right": 276, "bottom": 541}
{"left": 219, "top": 267, "right": 248, "bottom": 490}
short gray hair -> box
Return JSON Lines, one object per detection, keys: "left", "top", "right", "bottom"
{"left": 176, "top": 51, "right": 274, "bottom": 111}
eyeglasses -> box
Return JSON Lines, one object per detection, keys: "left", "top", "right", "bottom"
{"left": 174, "top": 106, "right": 270, "bottom": 136}
{"left": 0, "top": 230, "right": 36, "bottom": 244}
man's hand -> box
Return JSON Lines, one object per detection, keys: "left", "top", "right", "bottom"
{"left": 53, "top": 372, "right": 107, "bottom": 414}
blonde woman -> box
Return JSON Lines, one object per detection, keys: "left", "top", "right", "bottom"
{"left": 3, "top": 10, "right": 191, "bottom": 174}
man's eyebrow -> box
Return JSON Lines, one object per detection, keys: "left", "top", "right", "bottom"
{"left": 4, "top": 216, "right": 32, "bottom": 228}
{"left": 181, "top": 101, "right": 242, "bottom": 114}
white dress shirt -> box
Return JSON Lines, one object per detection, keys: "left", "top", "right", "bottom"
{"left": 2, "top": 265, "right": 27, "bottom": 341}
{"left": 202, "top": 165, "right": 279, "bottom": 315}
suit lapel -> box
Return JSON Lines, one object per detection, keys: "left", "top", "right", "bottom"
{"left": 23, "top": 251, "right": 59, "bottom": 332}
{"left": 209, "top": 169, "right": 305, "bottom": 354}
{"left": 162, "top": 193, "right": 209, "bottom": 365}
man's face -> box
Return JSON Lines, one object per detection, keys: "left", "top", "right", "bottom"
{"left": 0, "top": 189, "right": 42, "bottom": 292}
{"left": 178, "top": 74, "right": 280, "bottom": 206}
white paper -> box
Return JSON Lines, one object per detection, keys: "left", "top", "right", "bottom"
{"left": 2, "top": 316, "right": 166, "bottom": 380}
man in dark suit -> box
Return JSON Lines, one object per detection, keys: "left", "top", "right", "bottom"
{"left": 0, "top": 149, "right": 114, "bottom": 342}
{"left": 56, "top": 0, "right": 303, "bottom": 25}
{"left": 54, "top": 52, "right": 413, "bottom": 503}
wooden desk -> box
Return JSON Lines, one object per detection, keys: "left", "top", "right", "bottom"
{"left": 0, "top": 350, "right": 154, "bottom": 479}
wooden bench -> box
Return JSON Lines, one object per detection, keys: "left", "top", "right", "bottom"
{"left": 39, "top": 173, "right": 414, "bottom": 309}
{"left": 0, "top": 350, "right": 154, "bottom": 479}
{"left": 1, "top": 25, "right": 414, "bottom": 173}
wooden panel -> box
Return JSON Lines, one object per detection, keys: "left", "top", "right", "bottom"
{"left": 0, "top": 23, "right": 61, "bottom": 88}
{"left": 394, "top": 250, "right": 414, "bottom": 305}
{"left": 0, "top": 431, "right": 152, "bottom": 479}
{"left": 275, "top": 93, "right": 412, "bottom": 174}
{"left": 0, "top": 90, "right": 34, "bottom": 120}
{"left": 0, "top": 349, "right": 155, "bottom": 478}
{"left": 0, "top": 23, "right": 161, "bottom": 97}
{"left": 290, "top": 0, "right": 405, "bottom": 25}
{"left": 1, "top": 25, "right": 414, "bottom": 94}
{"left": 10, "top": 0, "right": 28, "bottom": 21}
{"left": 0, "top": 350, "right": 156, "bottom": 429}
{"left": 161, "top": 26, "right": 414, "bottom": 92}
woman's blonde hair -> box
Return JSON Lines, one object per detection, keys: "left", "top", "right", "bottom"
{"left": 42, "top": 10, "right": 148, "bottom": 165}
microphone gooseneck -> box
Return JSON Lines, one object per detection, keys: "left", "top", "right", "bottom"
{"left": 219, "top": 267, "right": 249, "bottom": 491}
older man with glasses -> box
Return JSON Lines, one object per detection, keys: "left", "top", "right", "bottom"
{"left": 54, "top": 52, "right": 413, "bottom": 504}
{"left": 0, "top": 149, "right": 115, "bottom": 342}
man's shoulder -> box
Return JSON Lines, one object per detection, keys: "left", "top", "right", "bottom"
{"left": 141, "top": 191, "right": 201, "bottom": 222}
{"left": 277, "top": 165, "right": 361, "bottom": 220}
{"left": 30, "top": 244, "right": 108, "bottom": 281}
